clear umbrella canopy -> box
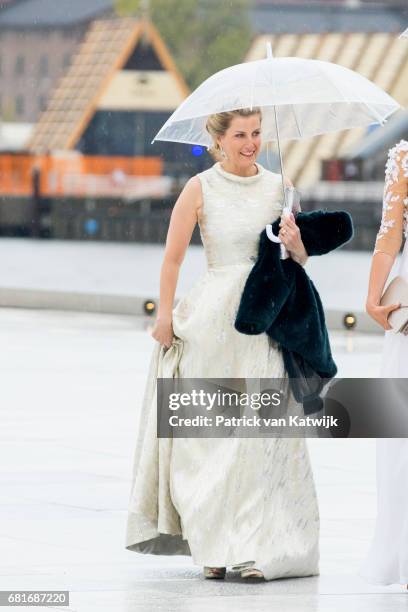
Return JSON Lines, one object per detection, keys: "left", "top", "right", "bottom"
{"left": 152, "top": 44, "right": 400, "bottom": 254}
{"left": 400, "top": 28, "right": 408, "bottom": 39}
{"left": 152, "top": 52, "right": 400, "bottom": 147}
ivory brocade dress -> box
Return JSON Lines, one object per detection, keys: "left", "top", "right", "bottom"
{"left": 360, "top": 140, "right": 408, "bottom": 586}
{"left": 125, "top": 161, "right": 320, "bottom": 580}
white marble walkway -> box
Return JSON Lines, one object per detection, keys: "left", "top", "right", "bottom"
{"left": 0, "top": 307, "right": 406, "bottom": 611}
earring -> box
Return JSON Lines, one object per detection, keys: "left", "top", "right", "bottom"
{"left": 220, "top": 147, "right": 227, "bottom": 159}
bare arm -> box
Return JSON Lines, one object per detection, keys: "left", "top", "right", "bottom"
{"left": 151, "top": 176, "right": 202, "bottom": 348}
{"left": 366, "top": 252, "right": 399, "bottom": 330}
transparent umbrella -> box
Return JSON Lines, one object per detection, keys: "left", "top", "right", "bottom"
{"left": 152, "top": 43, "right": 400, "bottom": 248}
{"left": 400, "top": 28, "right": 408, "bottom": 39}
{"left": 153, "top": 44, "right": 399, "bottom": 146}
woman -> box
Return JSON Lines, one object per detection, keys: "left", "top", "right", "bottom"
{"left": 125, "top": 107, "right": 320, "bottom": 581}
{"left": 363, "top": 139, "right": 408, "bottom": 586}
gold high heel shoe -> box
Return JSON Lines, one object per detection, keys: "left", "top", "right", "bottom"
{"left": 240, "top": 567, "right": 265, "bottom": 580}
{"left": 203, "top": 566, "right": 226, "bottom": 579}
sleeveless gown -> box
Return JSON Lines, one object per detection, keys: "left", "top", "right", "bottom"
{"left": 125, "top": 161, "right": 320, "bottom": 580}
{"left": 360, "top": 140, "right": 408, "bottom": 586}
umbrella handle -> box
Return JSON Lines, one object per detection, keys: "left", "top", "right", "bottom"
{"left": 266, "top": 223, "right": 281, "bottom": 243}
{"left": 265, "top": 225, "right": 290, "bottom": 259}
{"left": 265, "top": 205, "right": 292, "bottom": 243}
{"left": 266, "top": 205, "right": 293, "bottom": 259}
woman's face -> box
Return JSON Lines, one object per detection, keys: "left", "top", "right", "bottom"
{"left": 218, "top": 114, "right": 262, "bottom": 168}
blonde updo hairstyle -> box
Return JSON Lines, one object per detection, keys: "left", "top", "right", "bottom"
{"left": 206, "top": 107, "right": 262, "bottom": 162}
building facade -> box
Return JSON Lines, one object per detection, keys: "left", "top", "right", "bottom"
{"left": 0, "top": 0, "right": 114, "bottom": 122}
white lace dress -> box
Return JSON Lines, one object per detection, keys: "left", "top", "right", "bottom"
{"left": 125, "top": 161, "right": 320, "bottom": 580}
{"left": 360, "top": 140, "right": 408, "bottom": 586}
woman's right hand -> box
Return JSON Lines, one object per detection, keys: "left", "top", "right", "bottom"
{"left": 150, "top": 316, "right": 174, "bottom": 349}
{"left": 366, "top": 301, "right": 401, "bottom": 331}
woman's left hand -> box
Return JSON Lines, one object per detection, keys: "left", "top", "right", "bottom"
{"left": 278, "top": 213, "right": 307, "bottom": 262}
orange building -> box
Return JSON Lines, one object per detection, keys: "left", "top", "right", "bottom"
{"left": 0, "top": 18, "right": 208, "bottom": 240}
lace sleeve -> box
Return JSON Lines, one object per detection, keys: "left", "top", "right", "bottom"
{"left": 374, "top": 140, "right": 408, "bottom": 258}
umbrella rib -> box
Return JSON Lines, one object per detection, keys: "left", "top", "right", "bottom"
{"left": 351, "top": 86, "right": 388, "bottom": 126}
{"left": 316, "top": 61, "right": 351, "bottom": 104}
{"left": 314, "top": 61, "right": 390, "bottom": 124}
{"left": 291, "top": 105, "right": 302, "bottom": 139}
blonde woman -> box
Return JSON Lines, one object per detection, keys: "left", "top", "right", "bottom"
{"left": 125, "top": 108, "right": 320, "bottom": 581}
{"left": 362, "top": 139, "right": 408, "bottom": 586}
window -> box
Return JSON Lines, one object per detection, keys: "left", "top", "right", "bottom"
{"left": 15, "top": 95, "right": 24, "bottom": 116}
{"left": 39, "top": 55, "right": 48, "bottom": 78}
{"left": 15, "top": 55, "right": 24, "bottom": 76}
{"left": 38, "top": 95, "right": 47, "bottom": 112}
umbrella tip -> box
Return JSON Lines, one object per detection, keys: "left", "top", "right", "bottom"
{"left": 266, "top": 41, "right": 273, "bottom": 59}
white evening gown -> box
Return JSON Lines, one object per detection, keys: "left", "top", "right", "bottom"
{"left": 360, "top": 141, "right": 408, "bottom": 586}
{"left": 360, "top": 242, "right": 408, "bottom": 586}
{"left": 125, "top": 161, "right": 320, "bottom": 580}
